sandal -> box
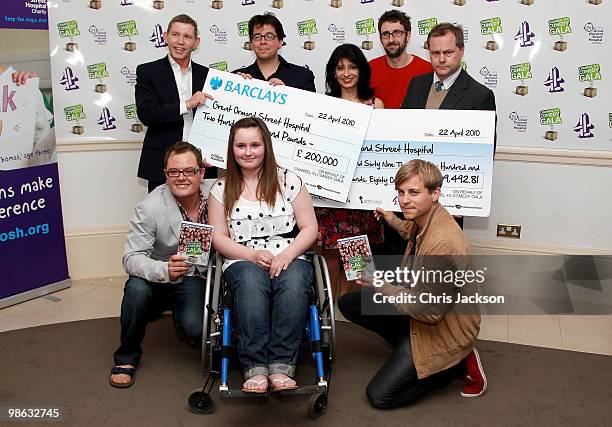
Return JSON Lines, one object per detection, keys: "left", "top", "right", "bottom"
{"left": 242, "top": 375, "right": 268, "bottom": 394}
{"left": 269, "top": 374, "right": 298, "bottom": 392}
{"left": 109, "top": 366, "right": 135, "bottom": 389}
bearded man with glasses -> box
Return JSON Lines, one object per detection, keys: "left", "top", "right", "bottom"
{"left": 110, "top": 141, "right": 210, "bottom": 388}
{"left": 233, "top": 14, "right": 315, "bottom": 91}
{"left": 369, "top": 10, "right": 433, "bottom": 258}
{"left": 369, "top": 10, "right": 433, "bottom": 110}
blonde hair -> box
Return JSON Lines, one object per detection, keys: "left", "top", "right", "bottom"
{"left": 394, "top": 159, "right": 443, "bottom": 193}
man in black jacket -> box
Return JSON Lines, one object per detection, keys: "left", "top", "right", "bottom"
{"left": 233, "top": 14, "right": 315, "bottom": 92}
{"left": 402, "top": 23, "right": 496, "bottom": 229}
{"left": 136, "top": 14, "right": 214, "bottom": 192}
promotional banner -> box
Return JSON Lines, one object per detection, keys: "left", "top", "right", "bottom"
{"left": 46, "top": 0, "right": 611, "bottom": 152}
{"left": 190, "top": 69, "right": 372, "bottom": 202}
{"left": 0, "top": 0, "right": 48, "bottom": 30}
{"left": 314, "top": 109, "right": 495, "bottom": 217}
{"left": 0, "top": 68, "right": 69, "bottom": 306}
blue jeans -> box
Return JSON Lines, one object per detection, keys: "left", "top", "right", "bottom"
{"left": 113, "top": 275, "right": 204, "bottom": 366}
{"left": 223, "top": 259, "right": 312, "bottom": 379}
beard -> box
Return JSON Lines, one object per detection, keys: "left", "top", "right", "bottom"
{"left": 383, "top": 40, "right": 407, "bottom": 59}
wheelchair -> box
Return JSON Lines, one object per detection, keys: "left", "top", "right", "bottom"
{"left": 188, "top": 251, "right": 336, "bottom": 418}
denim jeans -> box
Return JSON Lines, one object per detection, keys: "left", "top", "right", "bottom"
{"left": 223, "top": 259, "right": 312, "bottom": 379}
{"left": 113, "top": 275, "right": 204, "bottom": 366}
{"left": 339, "top": 288, "right": 464, "bottom": 409}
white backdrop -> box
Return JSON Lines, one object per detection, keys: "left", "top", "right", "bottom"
{"left": 47, "top": 0, "right": 611, "bottom": 151}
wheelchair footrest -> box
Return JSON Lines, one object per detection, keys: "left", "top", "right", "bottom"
{"left": 220, "top": 384, "right": 327, "bottom": 399}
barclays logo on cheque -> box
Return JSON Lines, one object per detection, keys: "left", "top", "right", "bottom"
{"left": 211, "top": 76, "right": 288, "bottom": 105}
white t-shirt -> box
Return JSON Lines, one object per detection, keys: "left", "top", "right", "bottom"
{"left": 210, "top": 167, "right": 305, "bottom": 270}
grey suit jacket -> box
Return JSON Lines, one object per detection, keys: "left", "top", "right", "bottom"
{"left": 123, "top": 182, "right": 212, "bottom": 283}
{"left": 401, "top": 69, "right": 497, "bottom": 151}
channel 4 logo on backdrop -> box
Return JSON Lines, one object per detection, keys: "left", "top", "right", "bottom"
{"left": 514, "top": 21, "right": 535, "bottom": 47}
{"left": 544, "top": 67, "right": 565, "bottom": 93}
{"left": 574, "top": 113, "right": 594, "bottom": 139}
{"left": 59, "top": 67, "right": 79, "bottom": 91}
{"left": 120, "top": 0, "right": 133, "bottom": 5}
{"left": 241, "top": 0, "right": 255, "bottom": 6}
{"left": 149, "top": 24, "right": 167, "bottom": 48}
{"left": 97, "top": 107, "right": 117, "bottom": 131}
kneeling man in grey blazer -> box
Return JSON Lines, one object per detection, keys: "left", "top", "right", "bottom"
{"left": 110, "top": 141, "right": 210, "bottom": 388}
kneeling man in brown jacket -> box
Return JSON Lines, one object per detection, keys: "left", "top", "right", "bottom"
{"left": 338, "top": 159, "right": 486, "bottom": 409}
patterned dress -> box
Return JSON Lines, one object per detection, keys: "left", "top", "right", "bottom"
{"left": 210, "top": 167, "right": 305, "bottom": 270}
{"left": 315, "top": 96, "right": 384, "bottom": 250}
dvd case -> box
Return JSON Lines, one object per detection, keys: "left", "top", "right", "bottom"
{"left": 177, "top": 221, "right": 214, "bottom": 267}
{"left": 337, "top": 234, "right": 375, "bottom": 281}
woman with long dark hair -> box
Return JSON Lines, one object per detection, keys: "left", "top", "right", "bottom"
{"left": 208, "top": 117, "right": 318, "bottom": 394}
{"left": 316, "top": 44, "right": 384, "bottom": 300}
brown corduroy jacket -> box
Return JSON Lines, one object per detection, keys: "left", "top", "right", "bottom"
{"left": 381, "top": 203, "right": 481, "bottom": 379}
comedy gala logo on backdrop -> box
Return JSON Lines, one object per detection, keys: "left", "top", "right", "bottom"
{"left": 297, "top": 19, "right": 318, "bottom": 50}
{"left": 510, "top": 62, "right": 532, "bottom": 96}
{"left": 540, "top": 107, "right": 562, "bottom": 141}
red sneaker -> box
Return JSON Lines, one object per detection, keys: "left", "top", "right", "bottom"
{"left": 461, "top": 348, "right": 487, "bottom": 398}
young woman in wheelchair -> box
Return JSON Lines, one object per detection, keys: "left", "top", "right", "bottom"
{"left": 208, "top": 117, "right": 319, "bottom": 394}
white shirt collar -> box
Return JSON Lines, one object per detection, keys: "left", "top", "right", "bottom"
{"left": 433, "top": 67, "right": 462, "bottom": 91}
{"left": 168, "top": 55, "right": 192, "bottom": 73}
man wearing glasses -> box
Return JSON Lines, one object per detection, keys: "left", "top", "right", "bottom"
{"left": 233, "top": 14, "right": 316, "bottom": 91}
{"left": 110, "top": 142, "right": 210, "bottom": 388}
{"left": 369, "top": 10, "right": 433, "bottom": 109}
{"left": 370, "top": 10, "right": 433, "bottom": 257}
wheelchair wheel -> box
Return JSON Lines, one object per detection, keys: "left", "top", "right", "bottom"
{"left": 313, "top": 254, "right": 336, "bottom": 362}
{"left": 201, "top": 252, "right": 223, "bottom": 374}
{"left": 307, "top": 392, "right": 328, "bottom": 419}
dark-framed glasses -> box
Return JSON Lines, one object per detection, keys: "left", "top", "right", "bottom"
{"left": 165, "top": 167, "right": 200, "bottom": 177}
{"left": 252, "top": 32, "right": 277, "bottom": 41}
{"left": 380, "top": 30, "right": 407, "bottom": 39}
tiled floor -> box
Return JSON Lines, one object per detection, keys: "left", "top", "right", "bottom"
{"left": 1, "top": 276, "right": 611, "bottom": 356}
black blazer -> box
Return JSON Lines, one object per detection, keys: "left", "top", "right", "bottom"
{"left": 401, "top": 70, "right": 497, "bottom": 151}
{"left": 233, "top": 55, "right": 316, "bottom": 92}
{"left": 135, "top": 56, "right": 209, "bottom": 183}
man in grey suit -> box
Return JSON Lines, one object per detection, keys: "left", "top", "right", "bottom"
{"left": 401, "top": 23, "right": 496, "bottom": 114}
{"left": 110, "top": 141, "right": 209, "bottom": 388}
{"left": 402, "top": 22, "right": 496, "bottom": 229}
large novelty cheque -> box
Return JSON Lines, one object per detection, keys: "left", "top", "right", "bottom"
{"left": 314, "top": 109, "right": 495, "bottom": 217}
{"left": 188, "top": 69, "right": 372, "bottom": 202}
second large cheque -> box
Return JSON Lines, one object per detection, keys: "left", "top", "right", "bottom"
{"left": 188, "top": 69, "right": 372, "bottom": 202}
{"left": 314, "top": 109, "right": 495, "bottom": 217}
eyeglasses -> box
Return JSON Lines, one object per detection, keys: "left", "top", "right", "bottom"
{"left": 165, "top": 167, "right": 200, "bottom": 177}
{"left": 380, "top": 30, "right": 407, "bottom": 39}
{"left": 429, "top": 49, "right": 458, "bottom": 58}
{"left": 252, "top": 32, "right": 277, "bottom": 41}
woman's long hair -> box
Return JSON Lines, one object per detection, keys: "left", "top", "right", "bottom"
{"left": 325, "top": 43, "right": 374, "bottom": 101}
{"left": 223, "top": 117, "right": 280, "bottom": 218}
